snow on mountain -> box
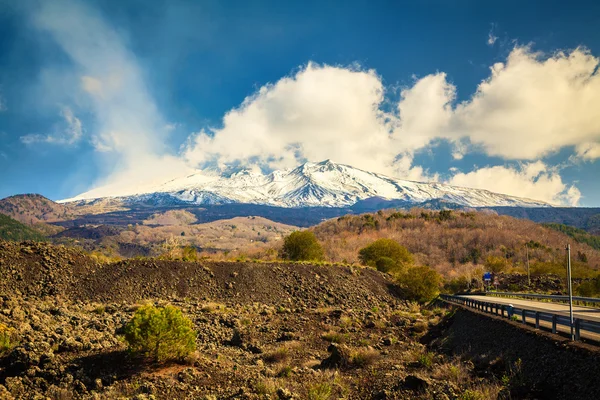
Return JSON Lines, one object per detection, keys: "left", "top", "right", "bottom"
{"left": 60, "top": 160, "right": 551, "bottom": 208}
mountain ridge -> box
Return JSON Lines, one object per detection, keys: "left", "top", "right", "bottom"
{"left": 60, "top": 160, "right": 551, "bottom": 209}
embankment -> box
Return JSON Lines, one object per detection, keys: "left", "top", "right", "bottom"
{"left": 437, "top": 306, "right": 600, "bottom": 399}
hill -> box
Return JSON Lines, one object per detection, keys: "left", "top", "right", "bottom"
{"left": 304, "top": 209, "right": 600, "bottom": 279}
{"left": 544, "top": 223, "right": 600, "bottom": 251}
{"left": 0, "top": 214, "right": 45, "bottom": 242}
{"left": 490, "top": 207, "right": 600, "bottom": 234}
{"left": 53, "top": 215, "right": 298, "bottom": 258}
{"left": 0, "top": 194, "right": 74, "bottom": 225}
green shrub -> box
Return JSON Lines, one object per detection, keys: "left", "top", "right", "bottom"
{"left": 417, "top": 351, "right": 435, "bottom": 369}
{"left": 375, "top": 256, "right": 397, "bottom": 273}
{"left": 124, "top": 304, "right": 196, "bottom": 362}
{"left": 281, "top": 231, "right": 324, "bottom": 261}
{"left": 308, "top": 382, "right": 332, "bottom": 400}
{"left": 358, "top": 239, "right": 413, "bottom": 273}
{"left": 444, "top": 276, "right": 470, "bottom": 294}
{"left": 397, "top": 265, "right": 442, "bottom": 303}
{"left": 576, "top": 279, "right": 600, "bottom": 297}
{"left": 277, "top": 365, "right": 293, "bottom": 377}
{"left": 0, "top": 324, "right": 17, "bottom": 354}
{"left": 182, "top": 245, "right": 197, "bottom": 261}
{"left": 485, "top": 256, "right": 507, "bottom": 273}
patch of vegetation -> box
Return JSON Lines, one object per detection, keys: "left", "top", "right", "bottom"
{"left": 576, "top": 278, "right": 600, "bottom": 297}
{"left": 0, "top": 213, "right": 45, "bottom": 241}
{"left": 444, "top": 276, "right": 471, "bottom": 294}
{"left": 544, "top": 223, "right": 600, "bottom": 250}
{"left": 321, "top": 331, "right": 346, "bottom": 344}
{"left": 358, "top": 238, "right": 413, "bottom": 273}
{"left": 0, "top": 324, "right": 17, "bottom": 354}
{"left": 308, "top": 382, "right": 333, "bottom": 400}
{"left": 350, "top": 349, "right": 379, "bottom": 367}
{"left": 182, "top": 245, "right": 198, "bottom": 261}
{"left": 277, "top": 365, "right": 293, "bottom": 378}
{"left": 124, "top": 304, "right": 196, "bottom": 362}
{"left": 263, "top": 347, "right": 290, "bottom": 363}
{"left": 417, "top": 351, "right": 435, "bottom": 369}
{"left": 397, "top": 265, "right": 442, "bottom": 303}
{"left": 281, "top": 231, "right": 325, "bottom": 261}
{"left": 485, "top": 255, "right": 507, "bottom": 273}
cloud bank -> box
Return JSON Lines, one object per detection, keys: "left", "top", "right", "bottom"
{"left": 21, "top": 106, "right": 82, "bottom": 145}
{"left": 29, "top": 0, "right": 191, "bottom": 186}
{"left": 25, "top": 1, "right": 600, "bottom": 206}
{"left": 182, "top": 47, "right": 599, "bottom": 204}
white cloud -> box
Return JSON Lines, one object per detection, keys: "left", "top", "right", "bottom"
{"left": 447, "top": 162, "right": 581, "bottom": 206}
{"left": 183, "top": 63, "right": 400, "bottom": 175}
{"left": 180, "top": 46, "right": 600, "bottom": 204}
{"left": 80, "top": 76, "right": 103, "bottom": 97}
{"left": 487, "top": 24, "right": 498, "bottom": 46}
{"left": 575, "top": 142, "right": 600, "bottom": 160}
{"left": 20, "top": 106, "right": 83, "bottom": 145}
{"left": 30, "top": 0, "right": 189, "bottom": 190}
{"left": 184, "top": 46, "right": 600, "bottom": 173}
{"left": 453, "top": 47, "right": 600, "bottom": 160}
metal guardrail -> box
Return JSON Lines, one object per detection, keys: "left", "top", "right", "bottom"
{"left": 440, "top": 294, "right": 600, "bottom": 341}
{"left": 486, "top": 292, "right": 600, "bottom": 307}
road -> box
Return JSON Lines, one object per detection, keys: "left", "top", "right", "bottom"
{"left": 459, "top": 294, "right": 600, "bottom": 341}
{"left": 460, "top": 295, "right": 600, "bottom": 322}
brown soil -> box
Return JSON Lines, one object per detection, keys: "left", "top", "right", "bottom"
{"left": 0, "top": 240, "right": 539, "bottom": 399}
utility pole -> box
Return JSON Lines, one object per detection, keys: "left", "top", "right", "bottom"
{"left": 566, "top": 244, "right": 574, "bottom": 341}
{"left": 526, "top": 243, "right": 530, "bottom": 287}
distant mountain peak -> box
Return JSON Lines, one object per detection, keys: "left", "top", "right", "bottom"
{"left": 60, "top": 160, "right": 551, "bottom": 208}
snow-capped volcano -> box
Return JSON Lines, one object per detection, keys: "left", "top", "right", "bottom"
{"left": 60, "top": 160, "right": 550, "bottom": 208}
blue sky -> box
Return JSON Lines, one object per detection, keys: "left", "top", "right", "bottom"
{"left": 0, "top": 0, "right": 599, "bottom": 206}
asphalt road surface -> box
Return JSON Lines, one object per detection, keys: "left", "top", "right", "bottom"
{"left": 459, "top": 294, "right": 600, "bottom": 341}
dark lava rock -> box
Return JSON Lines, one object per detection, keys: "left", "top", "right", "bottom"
{"left": 319, "top": 343, "right": 351, "bottom": 369}
{"left": 401, "top": 374, "right": 430, "bottom": 392}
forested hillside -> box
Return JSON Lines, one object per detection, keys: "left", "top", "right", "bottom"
{"left": 308, "top": 209, "right": 600, "bottom": 279}
{"left": 0, "top": 214, "right": 45, "bottom": 241}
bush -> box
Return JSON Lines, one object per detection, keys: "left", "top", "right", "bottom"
{"left": 124, "top": 304, "right": 196, "bottom": 362}
{"left": 485, "top": 256, "right": 507, "bottom": 273}
{"left": 308, "top": 382, "right": 332, "bottom": 400}
{"left": 182, "top": 245, "right": 197, "bottom": 261}
{"left": 281, "top": 231, "right": 324, "bottom": 261}
{"left": 0, "top": 324, "right": 17, "bottom": 355}
{"left": 576, "top": 279, "right": 600, "bottom": 297}
{"left": 397, "top": 265, "right": 442, "bottom": 303}
{"left": 444, "top": 275, "right": 470, "bottom": 294}
{"left": 358, "top": 239, "right": 413, "bottom": 273}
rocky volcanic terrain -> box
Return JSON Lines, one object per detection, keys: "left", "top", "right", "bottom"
{"left": 0, "top": 240, "right": 512, "bottom": 399}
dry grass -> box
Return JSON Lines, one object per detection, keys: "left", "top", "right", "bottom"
{"left": 263, "top": 347, "right": 290, "bottom": 364}
{"left": 321, "top": 331, "right": 347, "bottom": 344}
{"left": 350, "top": 349, "right": 380, "bottom": 367}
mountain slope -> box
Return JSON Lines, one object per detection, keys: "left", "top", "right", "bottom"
{"left": 61, "top": 160, "right": 551, "bottom": 208}
{"left": 0, "top": 193, "right": 74, "bottom": 224}
{"left": 0, "top": 214, "right": 45, "bottom": 241}
{"left": 305, "top": 209, "right": 600, "bottom": 277}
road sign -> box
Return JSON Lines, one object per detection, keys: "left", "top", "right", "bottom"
{"left": 483, "top": 272, "right": 492, "bottom": 282}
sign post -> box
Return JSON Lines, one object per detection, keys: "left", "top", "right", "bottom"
{"left": 566, "top": 244, "right": 574, "bottom": 341}
{"left": 483, "top": 272, "right": 492, "bottom": 292}
{"left": 526, "top": 243, "right": 531, "bottom": 286}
